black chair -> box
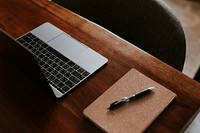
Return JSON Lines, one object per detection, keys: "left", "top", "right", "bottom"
{"left": 194, "top": 67, "right": 200, "bottom": 82}
{"left": 53, "top": 0, "right": 186, "bottom": 71}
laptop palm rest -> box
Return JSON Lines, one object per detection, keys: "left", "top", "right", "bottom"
{"left": 48, "top": 33, "right": 108, "bottom": 73}
{"left": 48, "top": 33, "right": 87, "bottom": 59}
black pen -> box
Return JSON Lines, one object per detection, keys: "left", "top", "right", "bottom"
{"left": 108, "top": 87, "right": 155, "bottom": 110}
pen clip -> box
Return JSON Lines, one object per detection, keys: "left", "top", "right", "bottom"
{"left": 108, "top": 97, "right": 129, "bottom": 110}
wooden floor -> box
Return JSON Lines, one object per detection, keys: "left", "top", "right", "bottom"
{"left": 163, "top": 0, "right": 200, "bottom": 132}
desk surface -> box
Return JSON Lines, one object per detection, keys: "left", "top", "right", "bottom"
{"left": 0, "top": 0, "right": 200, "bottom": 132}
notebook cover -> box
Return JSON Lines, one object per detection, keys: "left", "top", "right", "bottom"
{"left": 83, "top": 68, "right": 176, "bottom": 133}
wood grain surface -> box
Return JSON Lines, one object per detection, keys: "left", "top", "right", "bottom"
{"left": 0, "top": 0, "right": 199, "bottom": 133}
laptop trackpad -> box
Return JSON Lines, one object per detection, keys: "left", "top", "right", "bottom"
{"left": 48, "top": 33, "right": 87, "bottom": 59}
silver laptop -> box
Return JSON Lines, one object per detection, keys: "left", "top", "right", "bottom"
{"left": 16, "top": 22, "right": 108, "bottom": 98}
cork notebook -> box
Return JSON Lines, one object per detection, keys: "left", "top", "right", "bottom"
{"left": 83, "top": 68, "right": 176, "bottom": 133}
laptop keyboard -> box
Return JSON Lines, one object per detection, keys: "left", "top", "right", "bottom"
{"left": 16, "top": 33, "right": 90, "bottom": 94}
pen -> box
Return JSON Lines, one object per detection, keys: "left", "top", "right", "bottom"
{"left": 108, "top": 86, "right": 155, "bottom": 110}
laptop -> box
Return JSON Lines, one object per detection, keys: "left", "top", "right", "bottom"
{"left": 0, "top": 22, "right": 108, "bottom": 98}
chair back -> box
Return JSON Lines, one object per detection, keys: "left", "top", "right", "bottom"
{"left": 53, "top": 0, "right": 186, "bottom": 71}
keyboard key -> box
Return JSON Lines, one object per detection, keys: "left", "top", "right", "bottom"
{"left": 60, "top": 69, "right": 67, "bottom": 74}
{"left": 37, "top": 40, "right": 44, "bottom": 46}
{"left": 33, "top": 37, "right": 40, "bottom": 42}
{"left": 51, "top": 63, "right": 58, "bottom": 68}
{"left": 41, "top": 49, "right": 48, "bottom": 54}
{"left": 23, "top": 43, "right": 29, "bottom": 47}
{"left": 34, "top": 43, "right": 40, "bottom": 48}
{"left": 53, "top": 78, "right": 60, "bottom": 84}
{"left": 55, "top": 66, "right": 62, "bottom": 71}
{"left": 43, "top": 64, "right": 49, "bottom": 69}
{"left": 46, "top": 52, "right": 52, "bottom": 57}
{"left": 49, "top": 55, "right": 56, "bottom": 60}
{"left": 51, "top": 70, "right": 58, "bottom": 75}
{"left": 58, "top": 82, "right": 65, "bottom": 88}
{"left": 22, "top": 36, "right": 32, "bottom": 43}
{"left": 44, "top": 71, "right": 51, "bottom": 77}
{"left": 48, "top": 75, "right": 55, "bottom": 81}
{"left": 72, "top": 71, "right": 84, "bottom": 80}
{"left": 47, "top": 59, "right": 53, "bottom": 65}
{"left": 65, "top": 80, "right": 75, "bottom": 88}
{"left": 64, "top": 72, "right": 71, "bottom": 78}
{"left": 58, "top": 60, "right": 65, "bottom": 66}
{"left": 26, "top": 33, "right": 33, "bottom": 37}
{"left": 29, "top": 33, "right": 36, "bottom": 39}
{"left": 38, "top": 53, "right": 44, "bottom": 58}
{"left": 73, "top": 64, "right": 80, "bottom": 70}
{"left": 77, "top": 67, "right": 85, "bottom": 73}
{"left": 47, "top": 67, "right": 54, "bottom": 72}
{"left": 62, "top": 86, "right": 70, "bottom": 92}
{"left": 69, "top": 76, "right": 80, "bottom": 84}
{"left": 82, "top": 71, "right": 90, "bottom": 77}
{"left": 60, "top": 77, "right": 68, "bottom": 82}
{"left": 62, "top": 64, "right": 69, "bottom": 69}
{"left": 67, "top": 61, "right": 75, "bottom": 67}
{"left": 31, "top": 48, "right": 37, "bottom": 53}
{"left": 67, "top": 67, "right": 74, "bottom": 73}
{"left": 55, "top": 73, "right": 63, "bottom": 79}
{"left": 43, "top": 57, "right": 49, "bottom": 62}
{"left": 28, "top": 45, "right": 33, "bottom": 50}
{"left": 35, "top": 51, "right": 40, "bottom": 56}
{"left": 38, "top": 46, "right": 44, "bottom": 51}
{"left": 30, "top": 41, "right": 37, "bottom": 46}
{"left": 54, "top": 58, "right": 60, "bottom": 63}
{"left": 17, "top": 38, "right": 26, "bottom": 44}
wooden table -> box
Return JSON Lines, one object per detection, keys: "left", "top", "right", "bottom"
{"left": 0, "top": 0, "right": 200, "bottom": 132}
